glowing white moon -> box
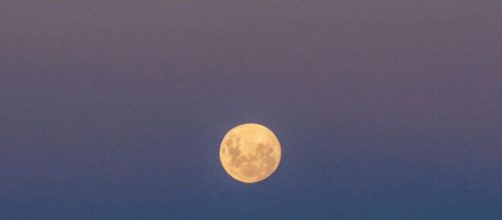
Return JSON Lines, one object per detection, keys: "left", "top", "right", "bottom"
{"left": 219, "top": 123, "right": 281, "bottom": 183}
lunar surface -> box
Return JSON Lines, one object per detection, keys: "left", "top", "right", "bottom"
{"left": 219, "top": 123, "right": 281, "bottom": 183}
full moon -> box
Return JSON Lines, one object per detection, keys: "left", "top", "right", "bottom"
{"left": 219, "top": 123, "right": 281, "bottom": 183}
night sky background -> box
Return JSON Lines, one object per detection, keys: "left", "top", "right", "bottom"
{"left": 1, "top": 1, "right": 501, "bottom": 219}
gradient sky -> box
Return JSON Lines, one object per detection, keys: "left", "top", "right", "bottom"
{"left": 1, "top": 1, "right": 501, "bottom": 219}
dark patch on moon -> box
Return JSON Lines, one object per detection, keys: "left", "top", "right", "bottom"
{"left": 241, "top": 163, "right": 260, "bottom": 178}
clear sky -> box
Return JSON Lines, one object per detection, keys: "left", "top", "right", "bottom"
{"left": 1, "top": 1, "right": 501, "bottom": 219}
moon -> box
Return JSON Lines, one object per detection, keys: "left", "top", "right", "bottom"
{"left": 219, "top": 123, "right": 281, "bottom": 183}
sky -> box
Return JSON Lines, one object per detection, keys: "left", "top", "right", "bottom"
{"left": 1, "top": 1, "right": 501, "bottom": 219}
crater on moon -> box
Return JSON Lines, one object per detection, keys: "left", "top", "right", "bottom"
{"left": 219, "top": 123, "right": 281, "bottom": 183}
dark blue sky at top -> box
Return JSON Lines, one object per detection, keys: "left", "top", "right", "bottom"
{"left": 1, "top": 1, "right": 501, "bottom": 219}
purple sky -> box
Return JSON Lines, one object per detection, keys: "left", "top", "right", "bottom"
{"left": 1, "top": 1, "right": 501, "bottom": 219}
